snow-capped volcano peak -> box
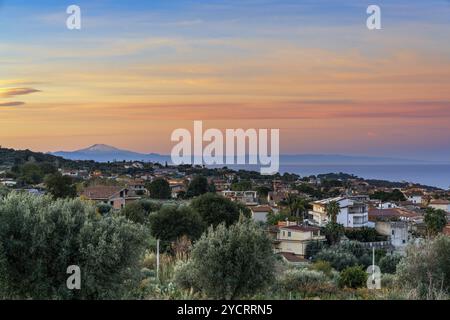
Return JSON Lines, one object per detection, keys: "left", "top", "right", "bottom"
{"left": 79, "top": 144, "right": 121, "bottom": 153}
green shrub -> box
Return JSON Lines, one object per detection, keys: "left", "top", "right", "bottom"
{"left": 397, "top": 235, "right": 450, "bottom": 299}
{"left": 379, "top": 254, "right": 402, "bottom": 274}
{"left": 174, "top": 219, "right": 275, "bottom": 299}
{"left": 309, "top": 260, "right": 333, "bottom": 277}
{"left": 0, "top": 193, "right": 148, "bottom": 299}
{"left": 315, "top": 248, "right": 358, "bottom": 271}
{"left": 278, "top": 268, "right": 327, "bottom": 293}
{"left": 338, "top": 266, "right": 368, "bottom": 289}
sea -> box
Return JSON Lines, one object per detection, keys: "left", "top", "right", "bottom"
{"left": 214, "top": 164, "right": 450, "bottom": 189}
{"left": 280, "top": 164, "right": 450, "bottom": 189}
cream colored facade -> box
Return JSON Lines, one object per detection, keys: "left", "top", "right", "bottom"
{"left": 275, "top": 225, "right": 326, "bottom": 256}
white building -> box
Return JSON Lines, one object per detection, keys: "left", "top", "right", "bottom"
{"left": 250, "top": 205, "right": 273, "bottom": 223}
{"left": 221, "top": 190, "right": 258, "bottom": 206}
{"left": 403, "top": 191, "right": 423, "bottom": 204}
{"left": 377, "top": 201, "right": 398, "bottom": 209}
{"left": 375, "top": 221, "right": 410, "bottom": 253}
{"left": 309, "top": 196, "right": 369, "bottom": 228}
{"left": 428, "top": 199, "right": 450, "bottom": 213}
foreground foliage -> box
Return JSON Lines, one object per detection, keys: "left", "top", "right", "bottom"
{"left": 174, "top": 219, "right": 275, "bottom": 299}
{"left": 0, "top": 193, "right": 148, "bottom": 299}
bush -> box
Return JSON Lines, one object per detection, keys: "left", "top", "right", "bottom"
{"left": 309, "top": 260, "right": 333, "bottom": 277}
{"left": 345, "top": 227, "right": 387, "bottom": 242}
{"left": 381, "top": 274, "right": 398, "bottom": 289}
{"left": 397, "top": 235, "right": 450, "bottom": 299}
{"left": 190, "top": 193, "right": 243, "bottom": 227}
{"left": 147, "top": 178, "right": 171, "bottom": 199}
{"left": 315, "top": 248, "right": 359, "bottom": 271}
{"left": 278, "top": 268, "right": 327, "bottom": 293}
{"left": 120, "top": 199, "right": 160, "bottom": 224}
{"left": 305, "top": 240, "right": 327, "bottom": 259}
{"left": 379, "top": 254, "right": 402, "bottom": 274}
{"left": 148, "top": 205, "right": 205, "bottom": 248}
{"left": 0, "top": 193, "right": 148, "bottom": 299}
{"left": 96, "top": 203, "right": 112, "bottom": 215}
{"left": 174, "top": 219, "right": 275, "bottom": 299}
{"left": 338, "top": 266, "right": 368, "bottom": 289}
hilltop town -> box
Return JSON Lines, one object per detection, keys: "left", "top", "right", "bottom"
{"left": 1, "top": 146, "right": 450, "bottom": 299}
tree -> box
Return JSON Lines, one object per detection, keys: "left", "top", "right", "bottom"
{"left": 0, "top": 185, "right": 9, "bottom": 199}
{"left": 424, "top": 208, "right": 447, "bottom": 237}
{"left": 338, "top": 266, "right": 368, "bottom": 289}
{"left": 326, "top": 201, "right": 340, "bottom": 223}
{"left": 120, "top": 201, "right": 147, "bottom": 224}
{"left": 147, "top": 178, "right": 171, "bottom": 199}
{"left": 323, "top": 221, "right": 344, "bottom": 245}
{"left": 0, "top": 193, "right": 148, "bottom": 299}
{"left": 231, "top": 180, "right": 252, "bottom": 191}
{"left": 314, "top": 247, "right": 358, "bottom": 271}
{"left": 96, "top": 203, "right": 112, "bottom": 215}
{"left": 120, "top": 199, "right": 160, "bottom": 224}
{"left": 174, "top": 219, "right": 275, "bottom": 299}
{"left": 190, "top": 193, "right": 243, "bottom": 227}
{"left": 255, "top": 186, "right": 271, "bottom": 199}
{"left": 148, "top": 205, "right": 205, "bottom": 245}
{"left": 18, "top": 162, "right": 44, "bottom": 185}
{"left": 44, "top": 172, "right": 77, "bottom": 199}
{"left": 281, "top": 194, "right": 310, "bottom": 220}
{"left": 379, "top": 254, "right": 402, "bottom": 274}
{"left": 186, "top": 175, "right": 209, "bottom": 198}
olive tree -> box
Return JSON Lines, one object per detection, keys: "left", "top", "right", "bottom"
{"left": 174, "top": 219, "right": 275, "bottom": 299}
{"left": 0, "top": 193, "right": 148, "bottom": 299}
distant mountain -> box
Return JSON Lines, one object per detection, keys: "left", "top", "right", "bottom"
{"left": 51, "top": 144, "right": 431, "bottom": 165}
{"left": 51, "top": 144, "right": 171, "bottom": 164}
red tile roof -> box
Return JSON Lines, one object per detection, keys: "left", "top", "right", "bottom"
{"left": 251, "top": 205, "right": 273, "bottom": 212}
{"left": 81, "top": 186, "right": 124, "bottom": 200}
{"left": 369, "top": 208, "right": 420, "bottom": 220}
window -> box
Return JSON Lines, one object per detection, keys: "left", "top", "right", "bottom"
{"left": 392, "top": 230, "right": 395, "bottom": 235}
{"left": 288, "top": 232, "right": 291, "bottom": 237}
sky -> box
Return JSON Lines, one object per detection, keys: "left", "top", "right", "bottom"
{"left": 0, "top": 0, "right": 450, "bottom": 161}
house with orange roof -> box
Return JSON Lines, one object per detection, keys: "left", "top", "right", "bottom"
{"left": 81, "top": 185, "right": 141, "bottom": 210}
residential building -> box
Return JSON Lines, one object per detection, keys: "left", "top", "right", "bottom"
{"left": 250, "top": 205, "right": 273, "bottom": 223}
{"left": 375, "top": 221, "right": 410, "bottom": 253}
{"left": 273, "top": 222, "right": 326, "bottom": 257}
{"left": 221, "top": 190, "right": 258, "bottom": 206}
{"left": 308, "top": 196, "right": 369, "bottom": 228}
{"left": 81, "top": 186, "right": 140, "bottom": 210}
{"left": 402, "top": 190, "right": 424, "bottom": 205}
{"left": 428, "top": 199, "right": 450, "bottom": 213}
{"left": 126, "top": 179, "right": 148, "bottom": 195}
{"left": 368, "top": 208, "right": 423, "bottom": 223}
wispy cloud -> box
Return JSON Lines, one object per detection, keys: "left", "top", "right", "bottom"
{"left": 0, "top": 87, "right": 41, "bottom": 98}
{"left": 0, "top": 101, "right": 25, "bottom": 107}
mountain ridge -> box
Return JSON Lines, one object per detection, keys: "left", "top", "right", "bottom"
{"left": 50, "top": 144, "right": 434, "bottom": 165}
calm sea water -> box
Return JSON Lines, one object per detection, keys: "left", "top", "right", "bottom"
{"left": 213, "top": 164, "right": 450, "bottom": 189}
{"left": 280, "top": 164, "right": 450, "bottom": 189}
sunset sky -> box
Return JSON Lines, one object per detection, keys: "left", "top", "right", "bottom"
{"left": 1, "top": 0, "right": 450, "bottom": 161}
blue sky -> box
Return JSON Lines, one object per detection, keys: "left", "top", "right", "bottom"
{"left": 0, "top": 1, "right": 450, "bottom": 161}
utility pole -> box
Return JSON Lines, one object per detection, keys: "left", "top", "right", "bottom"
{"left": 156, "top": 239, "right": 160, "bottom": 281}
{"left": 372, "top": 247, "right": 375, "bottom": 284}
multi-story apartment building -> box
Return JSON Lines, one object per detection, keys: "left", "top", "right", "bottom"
{"left": 308, "top": 196, "right": 369, "bottom": 228}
